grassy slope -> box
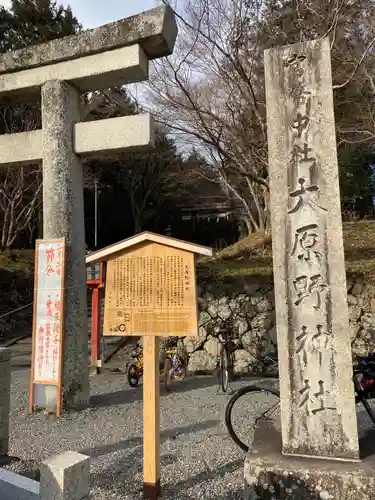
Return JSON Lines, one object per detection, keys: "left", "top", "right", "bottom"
{"left": 0, "top": 249, "right": 35, "bottom": 314}
{"left": 1, "top": 220, "right": 374, "bottom": 288}
{"left": 198, "top": 220, "right": 375, "bottom": 283}
{"left": 0, "top": 249, "right": 35, "bottom": 276}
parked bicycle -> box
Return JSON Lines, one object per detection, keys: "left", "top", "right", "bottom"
{"left": 127, "top": 342, "right": 187, "bottom": 390}
{"left": 216, "top": 324, "right": 236, "bottom": 393}
{"left": 225, "top": 352, "right": 375, "bottom": 452}
{"left": 163, "top": 345, "right": 187, "bottom": 391}
{"left": 127, "top": 345, "right": 144, "bottom": 387}
{"left": 353, "top": 353, "right": 375, "bottom": 425}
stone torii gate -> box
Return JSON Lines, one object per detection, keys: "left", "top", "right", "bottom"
{"left": 0, "top": 6, "right": 177, "bottom": 410}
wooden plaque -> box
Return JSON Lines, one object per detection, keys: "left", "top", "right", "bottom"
{"left": 103, "top": 242, "right": 198, "bottom": 336}
{"left": 29, "top": 239, "right": 65, "bottom": 416}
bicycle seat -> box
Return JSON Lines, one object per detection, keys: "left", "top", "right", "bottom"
{"left": 166, "top": 348, "right": 177, "bottom": 355}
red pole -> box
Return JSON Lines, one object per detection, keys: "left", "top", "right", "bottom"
{"left": 91, "top": 286, "right": 101, "bottom": 374}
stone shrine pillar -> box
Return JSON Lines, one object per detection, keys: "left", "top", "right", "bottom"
{"left": 264, "top": 37, "right": 358, "bottom": 460}
{"left": 243, "top": 36, "right": 375, "bottom": 500}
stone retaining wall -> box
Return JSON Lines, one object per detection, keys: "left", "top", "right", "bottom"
{"left": 183, "top": 276, "right": 375, "bottom": 374}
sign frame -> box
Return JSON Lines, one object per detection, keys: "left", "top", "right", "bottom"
{"left": 85, "top": 232, "right": 212, "bottom": 500}
{"left": 29, "top": 238, "right": 66, "bottom": 417}
{"left": 103, "top": 243, "right": 198, "bottom": 338}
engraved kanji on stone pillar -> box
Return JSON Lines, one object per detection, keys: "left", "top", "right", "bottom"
{"left": 264, "top": 38, "right": 359, "bottom": 460}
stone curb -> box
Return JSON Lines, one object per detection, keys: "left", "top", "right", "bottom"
{"left": 0, "top": 334, "right": 31, "bottom": 348}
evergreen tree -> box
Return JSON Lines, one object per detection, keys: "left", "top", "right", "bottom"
{"left": 0, "top": 0, "right": 81, "bottom": 53}
{"left": 339, "top": 144, "right": 375, "bottom": 219}
{"left": 253, "top": 0, "right": 375, "bottom": 219}
{"left": 0, "top": 0, "right": 81, "bottom": 136}
{"left": 0, "top": 0, "right": 81, "bottom": 248}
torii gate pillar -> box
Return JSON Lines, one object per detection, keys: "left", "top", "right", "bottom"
{"left": 0, "top": 6, "right": 177, "bottom": 410}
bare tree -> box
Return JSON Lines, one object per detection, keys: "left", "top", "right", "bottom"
{"left": 146, "top": 0, "right": 375, "bottom": 234}
{"left": 0, "top": 102, "right": 42, "bottom": 249}
{"left": 0, "top": 165, "right": 42, "bottom": 249}
{"left": 146, "top": 0, "right": 269, "bottom": 233}
{"left": 115, "top": 130, "right": 179, "bottom": 233}
{"left": 161, "top": 151, "right": 234, "bottom": 215}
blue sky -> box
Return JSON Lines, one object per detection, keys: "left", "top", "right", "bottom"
{"left": 60, "top": 0, "right": 159, "bottom": 28}
{"left": 0, "top": 0, "right": 160, "bottom": 28}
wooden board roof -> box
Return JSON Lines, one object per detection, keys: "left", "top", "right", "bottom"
{"left": 85, "top": 232, "right": 213, "bottom": 264}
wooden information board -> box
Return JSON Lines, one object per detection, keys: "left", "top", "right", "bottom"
{"left": 30, "top": 239, "right": 65, "bottom": 417}
{"left": 103, "top": 242, "right": 197, "bottom": 337}
{"left": 87, "top": 232, "right": 212, "bottom": 500}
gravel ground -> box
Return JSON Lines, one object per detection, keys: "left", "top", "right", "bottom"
{"left": 8, "top": 368, "right": 259, "bottom": 499}
{"left": 7, "top": 368, "right": 375, "bottom": 499}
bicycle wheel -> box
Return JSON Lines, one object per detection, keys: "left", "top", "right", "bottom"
{"left": 220, "top": 347, "right": 230, "bottom": 392}
{"left": 354, "top": 372, "right": 375, "bottom": 425}
{"left": 225, "top": 385, "right": 280, "bottom": 452}
{"left": 358, "top": 394, "right": 375, "bottom": 425}
{"left": 173, "top": 356, "right": 186, "bottom": 381}
{"left": 127, "top": 364, "right": 141, "bottom": 387}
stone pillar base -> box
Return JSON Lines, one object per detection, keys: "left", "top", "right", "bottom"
{"left": 244, "top": 435, "right": 375, "bottom": 500}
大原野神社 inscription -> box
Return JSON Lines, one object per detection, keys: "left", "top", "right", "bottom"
{"left": 291, "top": 224, "right": 322, "bottom": 262}
{"left": 296, "top": 324, "right": 333, "bottom": 366}
{"left": 285, "top": 54, "right": 335, "bottom": 418}
{"left": 298, "top": 379, "right": 336, "bottom": 416}
{"left": 265, "top": 38, "right": 359, "bottom": 459}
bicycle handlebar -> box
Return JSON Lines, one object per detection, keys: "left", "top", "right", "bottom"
{"left": 357, "top": 353, "right": 375, "bottom": 364}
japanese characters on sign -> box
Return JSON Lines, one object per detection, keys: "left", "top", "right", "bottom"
{"left": 285, "top": 54, "right": 335, "bottom": 418}
{"left": 32, "top": 240, "right": 65, "bottom": 384}
{"left": 103, "top": 243, "right": 197, "bottom": 337}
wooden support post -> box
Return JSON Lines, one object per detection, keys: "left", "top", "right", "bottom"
{"left": 85, "top": 234, "right": 213, "bottom": 495}
{"left": 143, "top": 335, "right": 160, "bottom": 500}
{"left": 90, "top": 287, "right": 101, "bottom": 374}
